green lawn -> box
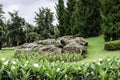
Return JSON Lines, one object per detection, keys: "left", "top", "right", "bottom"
{"left": 0, "top": 35, "right": 120, "bottom": 62}
{"left": 0, "top": 49, "right": 15, "bottom": 59}
{"left": 79, "top": 35, "right": 120, "bottom": 63}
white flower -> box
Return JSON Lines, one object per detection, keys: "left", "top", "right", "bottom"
{"left": 56, "top": 68, "right": 60, "bottom": 72}
{"left": 117, "top": 60, "right": 120, "bottom": 62}
{"left": 110, "top": 67, "right": 112, "bottom": 69}
{"left": 26, "top": 61, "right": 29, "bottom": 64}
{"left": 11, "top": 66, "right": 15, "bottom": 69}
{"left": 33, "top": 63, "right": 39, "bottom": 68}
{"left": 99, "top": 58, "right": 103, "bottom": 61}
{"left": 1, "top": 58, "right": 5, "bottom": 61}
{"left": 107, "top": 58, "right": 111, "bottom": 61}
{"left": 4, "top": 61, "right": 9, "bottom": 65}
{"left": 51, "top": 62, "right": 54, "bottom": 66}
{"left": 97, "top": 62, "right": 101, "bottom": 65}
{"left": 12, "top": 61, "right": 16, "bottom": 64}
{"left": 93, "top": 60, "right": 96, "bottom": 63}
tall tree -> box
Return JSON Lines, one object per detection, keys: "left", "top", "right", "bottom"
{"left": 101, "top": 0, "right": 120, "bottom": 41}
{"left": 7, "top": 11, "right": 26, "bottom": 46}
{"left": 24, "top": 23, "right": 39, "bottom": 43}
{"left": 35, "top": 7, "right": 54, "bottom": 39}
{"left": 66, "top": 0, "right": 76, "bottom": 35}
{"left": 78, "top": 0, "right": 101, "bottom": 37}
{"left": 0, "top": 4, "right": 6, "bottom": 49}
{"left": 56, "top": 0, "right": 66, "bottom": 37}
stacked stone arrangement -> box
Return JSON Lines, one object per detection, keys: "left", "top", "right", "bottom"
{"left": 16, "top": 36, "right": 88, "bottom": 54}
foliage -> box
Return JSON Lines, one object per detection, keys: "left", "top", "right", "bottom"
{"left": 24, "top": 23, "right": 39, "bottom": 43}
{"left": 56, "top": 0, "right": 101, "bottom": 37}
{"left": 7, "top": 11, "right": 26, "bottom": 46}
{"left": 65, "top": 0, "right": 76, "bottom": 35}
{"left": 101, "top": 0, "right": 120, "bottom": 42}
{"left": 0, "top": 57, "right": 120, "bottom": 79}
{"left": 76, "top": 0, "right": 101, "bottom": 37}
{"left": 104, "top": 40, "right": 120, "bottom": 51}
{"left": 0, "top": 4, "right": 6, "bottom": 49}
{"left": 35, "top": 7, "right": 54, "bottom": 40}
{"left": 55, "top": 0, "right": 66, "bottom": 37}
{"left": 14, "top": 50, "right": 83, "bottom": 62}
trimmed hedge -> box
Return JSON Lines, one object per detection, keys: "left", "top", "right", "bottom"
{"left": 104, "top": 40, "right": 120, "bottom": 51}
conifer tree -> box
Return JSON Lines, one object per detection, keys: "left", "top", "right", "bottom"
{"left": 56, "top": 0, "right": 66, "bottom": 37}
{"left": 102, "top": 0, "right": 120, "bottom": 41}
{"left": 7, "top": 11, "right": 26, "bottom": 46}
{"left": 66, "top": 0, "right": 76, "bottom": 35}
{"left": 78, "top": 0, "right": 101, "bottom": 37}
{"left": 0, "top": 4, "right": 6, "bottom": 49}
{"left": 35, "top": 7, "right": 54, "bottom": 39}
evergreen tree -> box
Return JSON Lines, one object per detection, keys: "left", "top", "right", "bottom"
{"left": 69, "top": 0, "right": 101, "bottom": 37}
{"left": 101, "top": 0, "right": 120, "bottom": 41}
{"left": 35, "top": 7, "right": 54, "bottom": 39}
{"left": 56, "top": 0, "right": 66, "bottom": 37}
{"left": 77, "top": 0, "right": 101, "bottom": 37}
{"left": 0, "top": 4, "right": 6, "bottom": 49}
{"left": 66, "top": 0, "right": 76, "bottom": 35}
{"left": 24, "top": 23, "right": 39, "bottom": 43}
{"left": 7, "top": 11, "right": 26, "bottom": 46}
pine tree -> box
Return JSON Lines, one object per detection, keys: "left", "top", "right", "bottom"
{"left": 77, "top": 0, "right": 101, "bottom": 37}
{"left": 35, "top": 7, "right": 54, "bottom": 39}
{"left": 0, "top": 4, "right": 6, "bottom": 49}
{"left": 102, "top": 0, "right": 120, "bottom": 41}
{"left": 7, "top": 11, "right": 26, "bottom": 46}
{"left": 56, "top": 0, "right": 66, "bottom": 37}
{"left": 66, "top": 0, "right": 76, "bottom": 35}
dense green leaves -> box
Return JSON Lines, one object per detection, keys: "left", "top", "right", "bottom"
{"left": 56, "top": 0, "right": 66, "bottom": 37}
{"left": 101, "top": 0, "right": 120, "bottom": 41}
{"left": 56, "top": 0, "right": 101, "bottom": 37}
{"left": 7, "top": 11, "right": 26, "bottom": 46}
{"left": 0, "top": 4, "right": 6, "bottom": 49}
{"left": 35, "top": 7, "right": 54, "bottom": 40}
{"left": 0, "top": 57, "right": 120, "bottom": 79}
{"left": 104, "top": 40, "right": 120, "bottom": 51}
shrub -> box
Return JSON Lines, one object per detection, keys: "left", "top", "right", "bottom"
{"left": 0, "top": 57, "right": 120, "bottom": 80}
{"left": 15, "top": 52, "right": 84, "bottom": 62}
{"left": 104, "top": 40, "right": 120, "bottom": 51}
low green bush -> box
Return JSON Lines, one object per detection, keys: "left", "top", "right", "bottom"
{"left": 104, "top": 40, "right": 120, "bottom": 51}
{"left": 16, "top": 52, "right": 83, "bottom": 62}
{"left": 0, "top": 57, "right": 120, "bottom": 80}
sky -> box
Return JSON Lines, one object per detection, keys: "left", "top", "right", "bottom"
{"left": 0, "top": 0, "right": 67, "bottom": 25}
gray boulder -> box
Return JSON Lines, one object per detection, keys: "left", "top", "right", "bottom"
{"left": 69, "top": 37, "right": 88, "bottom": 46}
{"left": 55, "top": 36, "right": 74, "bottom": 48}
{"left": 17, "top": 43, "right": 40, "bottom": 50}
{"left": 63, "top": 42, "right": 87, "bottom": 54}
{"left": 39, "top": 45, "right": 62, "bottom": 54}
{"left": 36, "top": 39, "right": 55, "bottom": 45}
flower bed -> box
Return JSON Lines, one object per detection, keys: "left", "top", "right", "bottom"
{"left": 0, "top": 57, "right": 120, "bottom": 80}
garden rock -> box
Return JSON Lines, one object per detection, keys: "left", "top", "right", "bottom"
{"left": 36, "top": 39, "right": 55, "bottom": 45}
{"left": 55, "top": 36, "right": 75, "bottom": 48}
{"left": 39, "top": 45, "right": 62, "bottom": 54}
{"left": 16, "top": 35, "right": 88, "bottom": 54}
{"left": 17, "top": 43, "right": 40, "bottom": 50}
{"left": 63, "top": 42, "right": 87, "bottom": 54}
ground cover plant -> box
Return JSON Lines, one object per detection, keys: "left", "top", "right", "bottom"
{"left": 15, "top": 52, "right": 84, "bottom": 62}
{"left": 0, "top": 57, "right": 120, "bottom": 80}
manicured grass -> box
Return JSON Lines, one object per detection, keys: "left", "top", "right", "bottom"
{"left": 79, "top": 35, "right": 120, "bottom": 63}
{"left": 0, "top": 49, "right": 15, "bottom": 58}
{"left": 0, "top": 35, "right": 120, "bottom": 63}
